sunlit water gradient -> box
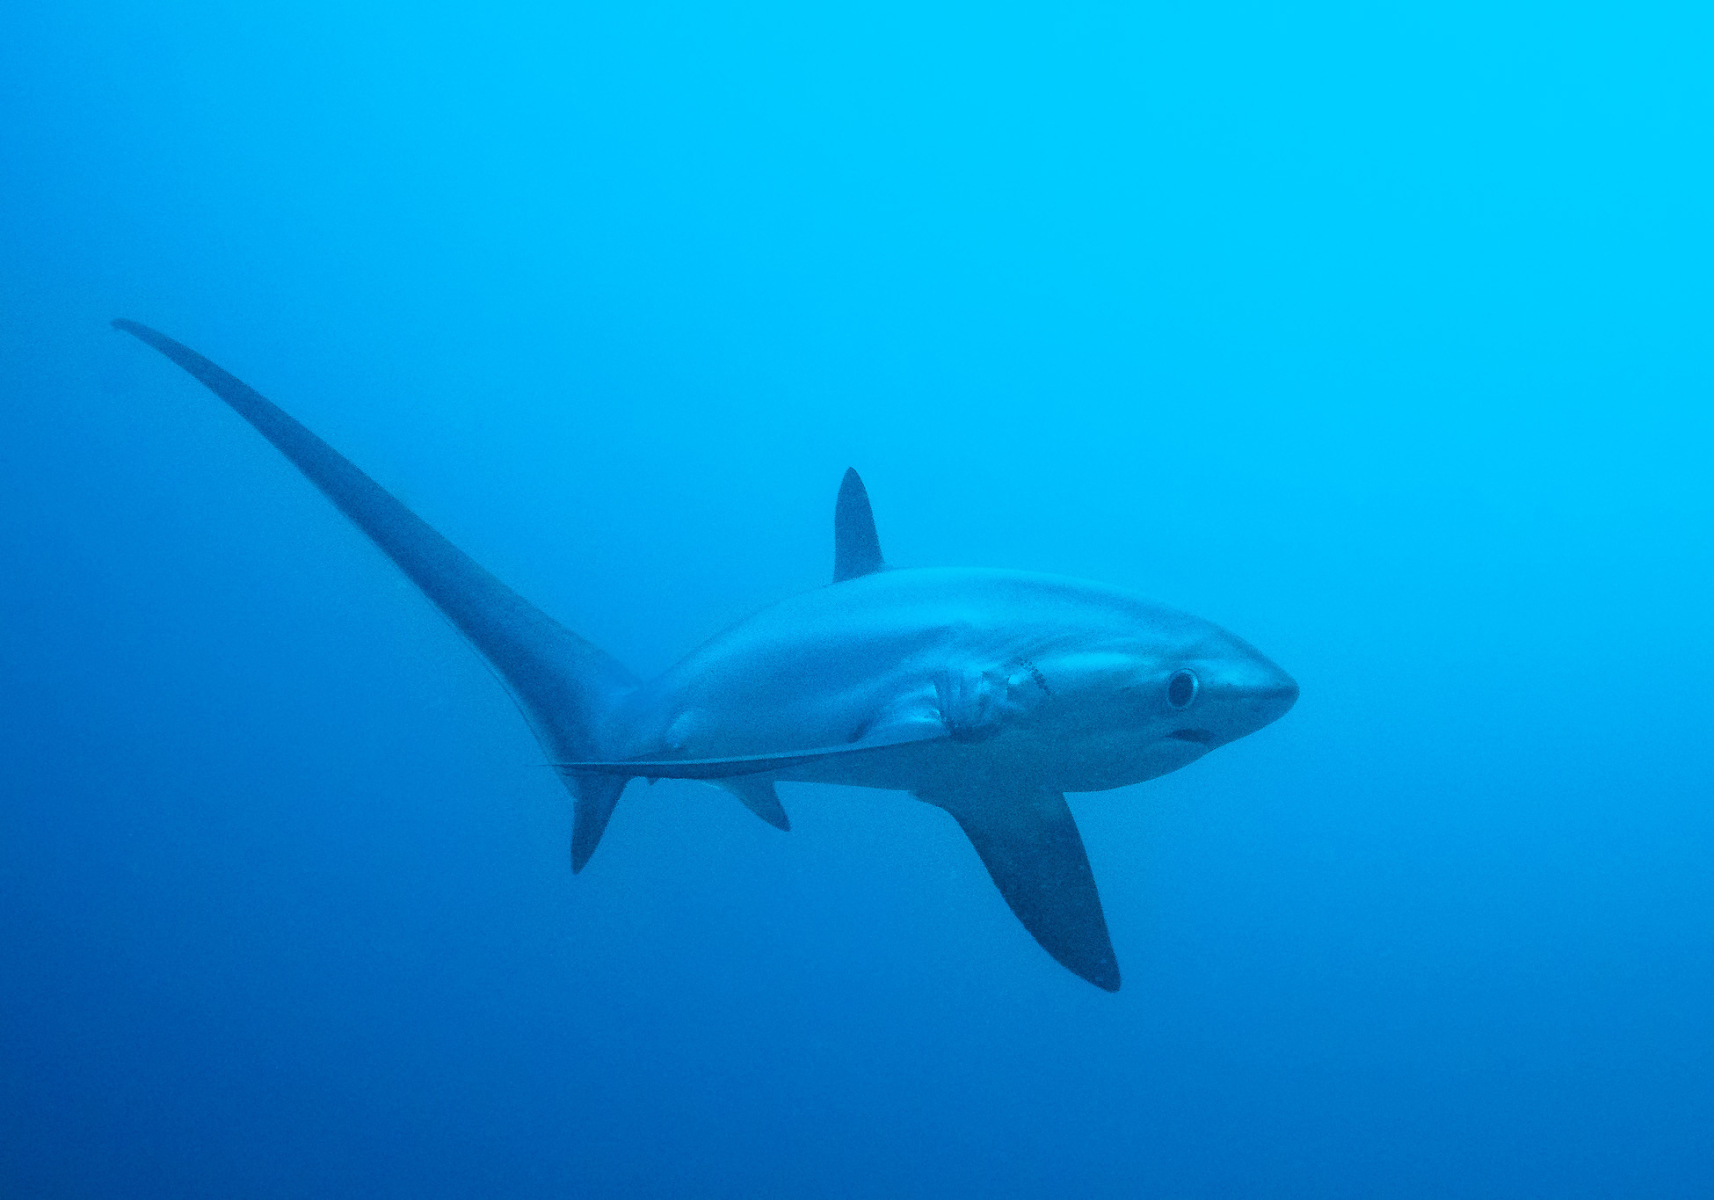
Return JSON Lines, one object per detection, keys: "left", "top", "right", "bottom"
{"left": 3, "top": 3, "right": 1711, "bottom": 1196}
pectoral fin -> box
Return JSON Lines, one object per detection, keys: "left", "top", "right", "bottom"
{"left": 921, "top": 782, "right": 1120, "bottom": 991}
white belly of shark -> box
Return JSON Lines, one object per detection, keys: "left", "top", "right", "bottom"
{"left": 113, "top": 319, "right": 1299, "bottom": 992}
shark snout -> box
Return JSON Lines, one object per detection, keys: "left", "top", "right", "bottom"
{"left": 1193, "top": 653, "right": 1296, "bottom": 743}
{"left": 1239, "top": 664, "right": 1298, "bottom": 730}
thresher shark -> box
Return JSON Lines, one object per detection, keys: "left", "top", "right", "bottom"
{"left": 114, "top": 319, "right": 1297, "bottom": 991}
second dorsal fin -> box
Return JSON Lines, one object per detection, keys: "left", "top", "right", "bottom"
{"left": 833, "top": 468, "right": 885, "bottom": 583}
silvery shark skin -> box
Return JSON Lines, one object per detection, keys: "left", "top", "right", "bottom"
{"left": 606, "top": 567, "right": 1297, "bottom": 795}
{"left": 112, "top": 319, "right": 1297, "bottom": 992}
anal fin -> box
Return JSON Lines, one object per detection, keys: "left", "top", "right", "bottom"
{"left": 920, "top": 782, "right": 1120, "bottom": 991}
{"left": 721, "top": 777, "right": 790, "bottom": 831}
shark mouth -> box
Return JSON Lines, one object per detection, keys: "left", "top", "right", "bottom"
{"left": 1167, "top": 728, "right": 1213, "bottom": 744}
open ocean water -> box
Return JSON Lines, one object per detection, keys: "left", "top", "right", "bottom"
{"left": 3, "top": 2, "right": 1711, "bottom": 1196}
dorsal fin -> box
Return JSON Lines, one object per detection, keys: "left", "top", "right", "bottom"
{"left": 833, "top": 468, "right": 885, "bottom": 583}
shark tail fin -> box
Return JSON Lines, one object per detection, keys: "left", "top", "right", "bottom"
{"left": 113, "top": 319, "right": 640, "bottom": 869}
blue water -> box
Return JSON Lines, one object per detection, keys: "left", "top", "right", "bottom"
{"left": 4, "top": 3, "right": 1711, "bottom": 1195}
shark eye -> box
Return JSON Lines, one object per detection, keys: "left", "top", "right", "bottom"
{"left": 1166, "top": 669, "right": 1199, "bottom": 710}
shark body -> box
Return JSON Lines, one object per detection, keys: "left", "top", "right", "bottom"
{"left": 114, "top": 319, "right": 1297, "bottom": 991}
